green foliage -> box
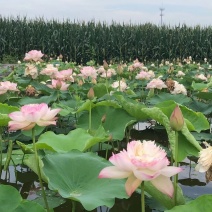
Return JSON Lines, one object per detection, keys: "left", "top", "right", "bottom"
{"left": 36, "top": 127, "right": 109, "bottom": 152}
{"left": 166, "top": 194, "right": 212, "bottom": 212}
{"left": 77, "top": 106, "right": 136, "bottom": 140}
{"left": 0, "top": 184, "right": 45, "bottom": 212}
{"left": 42, "top": 150, "right": 129, "bottom": 211}
{"left": 0, "top": 103, "right": 19, "bottom": 126}
{"left": 1, "top": 17, "right": 212, "bottom": 63}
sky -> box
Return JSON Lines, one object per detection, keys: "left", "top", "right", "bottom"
{"left": 1, "top": 0, "right": 212, "bottom": 26}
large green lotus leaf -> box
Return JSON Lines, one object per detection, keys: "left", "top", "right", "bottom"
{"left": 177, "top": 130, "right": 200, "bottom": 160}
{"left": 33, "top": 190, "right": 66, "bottom": 209}
{"left": 166, "top": 194, "right": 212, "bottom": 212}
{"left": 36, "top": 127, "right": 109, "bottom": 152}
{"left": 22, "top": 125, "right": 45, "bottom": 137}
{"left": 191, "top": 132, "right": 212, "bottom": 142}
{"left": 186, "top": 100, "right": 212, "bottom": 115}
{"left": 52, "top": 103, "right": 76, "bottom": 116}
{"left": 0, "top": 103, "right": 19, "bottom": 126}
{"left": 93, "top": 83, "right": 108, "bottom": 98}
{"left": 0, "top": 93, "right": 7, "bottom": 102}
{"left": 0, "top": 184, "right": 45, "bottom": 212}
{"left": 95, "top": 100, "right": 121, "bottom": 109}
{"left": 42, "top": 151, "right": 129, "bottom": 211}
{"left": 77, "top": 106, "right": 136, "bottom": 141}
{"left": 115, "top": 95, "right": 149, "bottom": 120}
{"left": 18, "top": 91, "right": 58, "bottom": 105}
{"left": 1, "top": 149, "right": 25, "bottom": 166}
{"left": 30, "top": 81, "right": 53, "bottom": 95}
{"left": 13, "top": 201, "right": 46, "bottom": 212}
{"left": 155, "top": 100, "right": 209, "bottom": 132}
{"left": 24, "top": 154, "right": 48, "bottom": 182}
{"left": 195, "top": 92, "right": 212, "bottom": 100}
{"left": 148, "top": 93, "right": 190, "bottom": 105}
{"left": 191, "top": 81, "right": 208, "bottom": 91}
{"left": 141, "top": 107, "right": 201, "bottom": 161}
{"left": 76, "top": 99, "right": 95, "bottom": 113}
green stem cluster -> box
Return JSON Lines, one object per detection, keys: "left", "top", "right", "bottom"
{"left": 0, "top": 128, "right": 3, "bottom": 177}
{"left": 32, "top": 128, "right": 50, "bottom": 212}
{"left": 174, "top": 131, "right": 179, "bottom": 205}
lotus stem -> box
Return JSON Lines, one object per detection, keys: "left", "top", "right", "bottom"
{"left": 141, "top": 181, "right": 145, "bottom": 212}
{"left": 174, "top": 131, "right": 179, "bottom": 205}
{"left": 105, "top": 72, "right": 109, "bottom": 95}
{"left": 89, "top": 100, "right": 92, "bottom": 131}
{"left": 0, "top": 128, "right": 3, "bottom": 177}
{"left": 118, "top": 76, "right": 121, "bottom": 92}
{"left": 32, "top": 128, "right": 50, "bottom": 212}
{"left": 72, "top": 200, "right": 76, "bottom": 212}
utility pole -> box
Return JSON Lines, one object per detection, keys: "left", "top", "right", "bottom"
{"left": 159, "top": 8, "right": 165, "bottom": 26}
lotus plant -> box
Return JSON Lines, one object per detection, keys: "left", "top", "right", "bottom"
{"left": 24, "top": 50, "right": 44, "bottom": 62}
{"left": 54, "top": 69, "right": 74, "bottom": 82}
{"left": 99, "top": 140, "right": 182, "bottom": 212}
{"left": 0, "top": 81, "right": 19, "bottom": 95}
{"left": 40, "top": 64, "right": 58, "bottom": 78}
{"left": 47, "top": 79, "right": 70, "bottom": 91}
{"left": 8, "top": 103, "right": 61, "bottom": 212}
{"left": 24, "top": 64, "right": 38, "bottom": 79}
{"left": 170, "top": 105, "right": 184, "bottom": 205}
{"left": 195, "top": 142, "right": 212, "bottom": 183}
{"left": 146, "top": 78, "right": 167, "bottom": 90}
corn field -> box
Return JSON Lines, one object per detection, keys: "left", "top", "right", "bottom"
{"left": 1, "top": 16, "right": 212, "bottom": 64}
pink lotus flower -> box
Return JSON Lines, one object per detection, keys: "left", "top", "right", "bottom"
{"left": 0, "top": 81, "right": 19, "bottom": 95}
{"left": 78, "top": 66, "right": 98, "bottom": 79}
{"left": 24, "top": 64, "right": 38, "bottom": 79}
{"left": 195, "top": 74, "right": 207, "bottom": 81}
{"left": 146, "top": 78, "right": 167, "bottom": 90}
{"left": 176, "top": 71, "right": 185, "bottom": 77}
{"left": 170, "top": 81, "right": 187, "bottom": 95}
{"left": 100, "top": 68, "right": 116, "bottom": 78}
{"left": 195, "top": 142, "right": 212, "bottom": 173}
{"left": 99, "top": 140, "right": 182, "bottom": 197}
{"left": 8, "top": 103, "right": 60, "bottom": 131}
{"left": 40, "top": 64, "right": 58, "bottom": 78}
{"left": 54, "top": 69, "right": 74, "bottom": 82}
{"left": 47, "top": 79, "right": 69, "bottom": 90}
{"left": 135, "top": 70, "right": 155, "bottom": 80}
{"left": 112, "top": 80, "right": 128, "bottom": 92}
{"left": 24, "top": 50, "right": 44, "bottom": 62}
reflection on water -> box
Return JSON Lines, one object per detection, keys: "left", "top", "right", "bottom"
{"left": 178, "top": 158, "right": 212, "bottom": 198}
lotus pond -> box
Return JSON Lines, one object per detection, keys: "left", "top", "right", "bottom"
{"left": 0, "top": 53, "right": 212, "bottom": 212}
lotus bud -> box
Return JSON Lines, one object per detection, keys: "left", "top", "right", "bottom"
{"left": 59, "top": 54, "right": 63, "bottom": 60}
{"left": 56, "top": 80, "right": 62, "bottom": 90}
{"left": 91, "top": 78, "right": 97, "bottom": 84}
{"left": 117, "top": 64, "right": 123, "bottom": 75}
{"left": 101, "top": 114, "right": 106, "bottom": 123}
{"left": 103, "top": 60, "right": 109, "bottom": 71}
{"left": 78, "top": 79, "right": 84, "bottom": 86}
{"left": 170, "top": 105, "right": 184, "bottom": 131}
{"left": 87, "top": 87, "right": 95, "bottom": 100}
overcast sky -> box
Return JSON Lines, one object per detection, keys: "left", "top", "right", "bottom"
{"left": 1, "top": 0, "right": 212, "bottom": 26}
